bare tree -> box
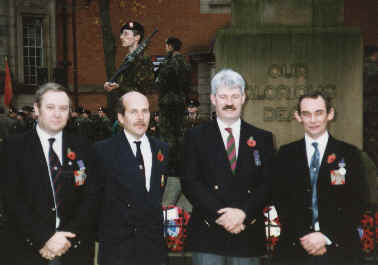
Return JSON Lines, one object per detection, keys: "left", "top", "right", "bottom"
{"left": 98, "top": 0, "right": 116, "bottom": 80}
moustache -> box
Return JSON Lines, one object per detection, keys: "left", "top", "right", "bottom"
{"left": 223, "top": 105, "right": 236, "bottom": 111}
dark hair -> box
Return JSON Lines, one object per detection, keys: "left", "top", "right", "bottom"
{"left": 297, "top": 90, "right": 332, "bottom": 113}
{"left": 34, "top": 82, "right": 71, "bottom": 108}
{"left": 116, "top": 96, "right": 126, "bottom": 116}
{"left": 166, "top": 37, "right": 182, "bottom": 51}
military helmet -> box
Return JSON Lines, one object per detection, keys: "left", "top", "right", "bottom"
{"left": 187, "top": 99, "right": 200, "bottom": 108}
{"left": 120, "top": 21, "right": 144, "bottom": 42}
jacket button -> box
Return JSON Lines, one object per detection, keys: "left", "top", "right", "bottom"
{"left": 214, "top": 185, "right": 219, "bottom": 190}
{"left": 127, "top": 203, "right": 131, "bottom": 208}
{"left": 51, "top": 208, "right": 56, "bottom": 212}
{"left": 204, "top": 219, "right": 210, "bottom": 227}
{"left": 335, "top": 243, "right": 339, "bottom": 247}
{"left": 73, "top": 244, "right": 78, "bottom": 248}
{"left": 250, "top": 218, "right": 256, "bottom": 225}
{"left": 309, "top": 225, "right": 313, "bottom": 230}
{"left": 247, "top": 189, "right": 252, "bottom": 194}
{"left": 306, "top": 189, "right": 311, "bottom": 192}
{"left": 292, "top": 242, "right": 296, "bottom": 246}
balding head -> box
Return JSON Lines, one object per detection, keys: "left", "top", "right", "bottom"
{"left": 117, "top": 91, "right": 150, "bottom": 139}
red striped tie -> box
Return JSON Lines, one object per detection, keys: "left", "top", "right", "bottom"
{"left": 48, "top": 138, "right": 63, "bottom": 209}
{"left": 225, "top": 128, "right": 237, "bottom": 174}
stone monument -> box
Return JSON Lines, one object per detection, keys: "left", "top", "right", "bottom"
{"left": 215, "top": 0, "right": 363, "bottom": 148}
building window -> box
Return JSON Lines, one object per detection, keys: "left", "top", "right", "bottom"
{"left": 22, "top": 17, "right": 44, "bottom": 85}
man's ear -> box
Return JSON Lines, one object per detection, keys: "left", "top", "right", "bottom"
{"left": 117, "top": 113, "right": 124, "bottom": 125}
{"left": 135, "top": 34, "right": 141, "bottom": 43}
{"left": 210, "top": 94, "right": 216, "bottom": 106}
{"left": 294, "top": 110, "right": 302, "bottom": 123}
{"left": 33, "top": 103, "right": 39, "bottom": 116}
{"left": 327, "top": 107, "right": 335, "bottom": 121}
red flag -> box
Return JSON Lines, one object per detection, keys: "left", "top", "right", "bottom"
{"left": 4, "top": 56, "right": 13, "bottom": 107}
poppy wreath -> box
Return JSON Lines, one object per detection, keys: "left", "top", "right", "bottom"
{"left": 360, "top": 209, "right": 378, "bottom": 255}
{"left": 263, "top": 206, "right": 280, "bottom": 251}
{"left": 162, "top": 205, "right": 191, "bottom": 252}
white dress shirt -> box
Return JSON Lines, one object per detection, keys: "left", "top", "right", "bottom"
{"left": 304, "top": 131, "right": 332, "bottom": 244}
{"left": 217, "top": 118, "right": 241, "bottom": 159}
{"left": 124, "top": 130, "right": 152, "bottom": 191}
{"left": 36, "top": 125, "right": 62, "bottom": 228}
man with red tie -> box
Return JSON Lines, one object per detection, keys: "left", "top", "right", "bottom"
{"left": 0, "top": 82, "right": 97, "bottom": 265}
{"left": 181, "top": 69, "right": 275, "bottom": 265}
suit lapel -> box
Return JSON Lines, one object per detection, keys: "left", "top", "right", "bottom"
{"left": 318, "top": 135, "right": 337, "bottom": 188}
{"left": 29, "top": 128, "right": 55, "bottom": 202}
{"left": 148, "top": 136, "right": 160, "bottom": 195}
{"left": 209, "top": 120, "right": 234, "bottom": 177}
{"left": 235, "top": 121, "right": 251, "bottom": 175}
{"left": 299, "top": 139, "right": 312, "bottom": 189}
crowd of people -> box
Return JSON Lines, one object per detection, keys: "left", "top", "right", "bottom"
{"left": 0, "top": 19, "right": 370, "bottom": 265}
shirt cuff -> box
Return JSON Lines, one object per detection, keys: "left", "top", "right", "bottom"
{"left": 314, "top": 222, "right": 332, "bottom": 245}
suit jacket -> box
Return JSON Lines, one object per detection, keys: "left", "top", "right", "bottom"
{"left": 273, "top": 135, "right": 366, "bottom": 263}
{"left": 94, "top": 132, "right": 169, "bottom": 265}
{"left": 0, "top": 128, "right": 97, "bottom": 265}
{"left": 180, "top": 120, "right": 274, "bottom": 257}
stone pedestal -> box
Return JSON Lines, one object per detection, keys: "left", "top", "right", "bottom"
{"left": 215, "top": 0, "right": 363, "bottom": 148}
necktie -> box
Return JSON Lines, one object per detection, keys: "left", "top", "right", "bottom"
{"left": 48, "top": 138, "right": 62, "bottom": 209}
{"left": 134, "top": 141, "right": 146, "bottom": 187}
{"left": 310, "top": 142, "right": 320, "bottom": 225}
{"left": 225, "top": 128, "right": 237, "bottom": 174}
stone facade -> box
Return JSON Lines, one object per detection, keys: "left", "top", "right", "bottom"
{"left": 215, "top": 0, "right": 364, "bottom": 149}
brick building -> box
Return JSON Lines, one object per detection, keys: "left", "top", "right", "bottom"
{"left": 0, "top": 0, "right": 376, "bottom": 115}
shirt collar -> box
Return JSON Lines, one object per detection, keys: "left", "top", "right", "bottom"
{"left": 123, "top": 129, "right": 148, "bottom": 145}
{"left": 305, "top": 131, "right": 329, "bottom": 151}
{"left": 216, "top": 118, "right": 241, "bottom": 133}
{"left": 36, "top": 124, "right": 63, "bottom": 142}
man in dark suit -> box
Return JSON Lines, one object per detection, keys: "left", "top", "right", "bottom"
{"left": 181, "top": 69, "right": 274, "bottom": 265}
{"left": 273, "top": 91, "right": 366, "bottom": 265}
{"left": 94, "top": 91, "right": 169, "bottom": 265}
{"left": 0, "top": 83, "right": 97, "bottom": 265}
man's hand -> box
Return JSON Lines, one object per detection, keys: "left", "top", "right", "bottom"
{"left": 300, "top": 232, "right": 327, "bottom": 256}
{"left": 216, "top": 208, "right": 246, "bottom": 234}
{"left": 104, "top": 82, "right": 119, "bottom": 92}
{"left": 40, "top": 231, "right": 76, "bottom": 259}
{"left": 39, "top": 246, "right": 56, "bottom": 260}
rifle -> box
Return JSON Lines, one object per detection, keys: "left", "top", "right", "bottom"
{"left": 108, "top": 28, "right": 158, "bottom": 83}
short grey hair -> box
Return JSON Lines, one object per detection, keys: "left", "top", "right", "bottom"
{"left": 210, "top": 69, "right": 245, "bottom": 95}
{"left": 34, "top": 82, "right": 71, "bottom": 107}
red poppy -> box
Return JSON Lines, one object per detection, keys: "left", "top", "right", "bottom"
{"left": 67, "top": 151, "right": 76, "bottom": 160}
{"left": 327, "top": 153, "right": 336, "bottom": 164}
{"left": 247, "top": 137, "right": 256, "bottom": 148}
{"left": 157, "top": 150, "right": 164, "bottom": 162}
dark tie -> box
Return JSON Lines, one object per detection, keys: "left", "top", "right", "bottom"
{"left": 48, "top": 138, "right": 62, "bottom": 209}
{"left": 225, "top": 128, "right": 237, "bottom": 174}
{"left": 134, "top": 141, "right": 146, "bottom": 187}
{"left": 310, "top": 142, "right": 320, "bottom": 225}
